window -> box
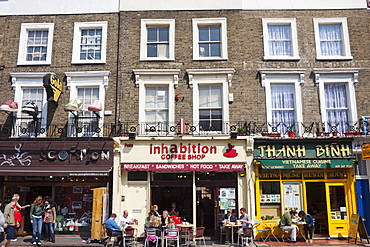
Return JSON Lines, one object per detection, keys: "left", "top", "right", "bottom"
{"left": 313, "top": 18, "right": 352, "bottom": 60}
{"left": 187, "top": 69, "right": 234, "bottom": 133}
{"left": 192, "top": 18, "right": 228, "bottom": 60}
{"left": 72, "top": 22, "right": 108, "bottom": 64}
{"left": 17, "top": 23, "right": 54, "bottom": 65}
{"left": 314, "top": 69, "right": 358, "bottom": 134}
{"left": 262, "top": 18, "right": 299, "bottom": 60}
{"left": 140, "top": 19, "right": 175, "bottom": 60}
{"left": 134, "top": 69, "right": 180, "bottom": 134}
{"left": 10, "top": 73, "right": 48, "bottom": 137}
{"left": 65, "top": 71, "right": 110, "bottom": 137}
{"left": 260, "top": 69, "right": 305, "bottom": 135}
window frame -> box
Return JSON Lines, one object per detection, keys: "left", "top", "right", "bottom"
{"left": 192, "top": 18, "right": 228, "bottom": 61}
{"left": 314, "top": 68, "right": 358, "bottom": 133}
{"left": 10, "top": 72, "right": 49, "bottom": 137}
{"left": 72, "top": 21, "right": 108, "bottom": 64}
{"left": 313, "top": 18, "right": 352, "bottom": 60}
{"left": 140, "top": 19, "right": 175, "bottom": 61}
{"left": 17, "top": 23, "right": 54, "bottom": 65}
{"left": 262, "top": 18, "right": 300, "bottom": 60}
{"left": 187, "top": 69, "right": 234, "bottom": 133}
{"left": 64, "top": 71, "right": 110, "bottom": 137}
{"left": 260, "top": 69, "right": 305, "bottom": 136}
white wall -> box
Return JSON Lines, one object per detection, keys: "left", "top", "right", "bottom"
{"left": 0, "top": 0, "right": 119, "bottom": 15}
{"left": 121, "top": 0, "right": 365, "bottom": 11}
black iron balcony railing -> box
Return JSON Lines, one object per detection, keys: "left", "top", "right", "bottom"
{"left": 0, "top": 119, "right": 368, "bottom": 139}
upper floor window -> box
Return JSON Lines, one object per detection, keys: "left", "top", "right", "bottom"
{"left": 262, "top": 18, "right": 299, "bottom": 60}
{"left": 192, "top": 18, "right": 228, "bottom": 60}
{"left": 260, "top": 69, "right": 305, "bottom": 136}
{"left": 65, "top": 71, "right": 110, "bottom": 137}
{"left": 17, "top": 23, "right": 54, "bottom": 65}
{"left": 10, "top": 73, "right": 48, "bottom": 137}
{"left": 314, "top": 69, "right": 358, "bottom": 134}
{"left": 140, "top": 19, "right": 175, "bottom": 61}
{"left": 72, "top": 21, "right": 108, "bottom": 64}
{"left": 134, "top": 69, "right": 180, "bottom": 135}
{"left": 313, "top": 18, "right": 352, "bottom": 60}
{"left": 187, "top": 69, "right": 234, "bottom": 133}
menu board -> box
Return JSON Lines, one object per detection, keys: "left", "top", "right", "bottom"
{"left": 260, "top": 194, "right": 280, "bottom": 203}
{"left": 219, "top": 188, "right": 236, "bottom": 210}
{"left": 282, "top": 183, "right": 302, "bottom": 212}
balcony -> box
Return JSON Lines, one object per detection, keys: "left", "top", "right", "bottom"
{"left": 0, "top": 120, "right": 367, "bottom": 139}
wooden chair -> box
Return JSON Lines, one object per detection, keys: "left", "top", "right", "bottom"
{"left": 239, "top": 227, "right": 253, "bottom": 247}
{"left": 105, "top": 228, "right": 122, "bottom": 247}
{"left": 189, "top": 227, "right": 206, "bottom": 247}
{"left": 123, "top": 227, "right": 138, "bottom": 247}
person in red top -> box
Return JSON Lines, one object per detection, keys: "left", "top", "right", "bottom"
{"left": 10, "top": 194, "right": 30, "bottom": 242}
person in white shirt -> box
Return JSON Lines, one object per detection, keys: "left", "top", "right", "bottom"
{"left": 117, "top": 210, "right": 136, "bottom": 227}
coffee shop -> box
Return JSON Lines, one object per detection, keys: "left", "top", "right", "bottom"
{"left": 254, "top": 138, "right": 357, "bottom": 239}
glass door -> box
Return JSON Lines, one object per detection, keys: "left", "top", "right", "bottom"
{"left": 325, "top": 183, "right": 349, "bottom": 237}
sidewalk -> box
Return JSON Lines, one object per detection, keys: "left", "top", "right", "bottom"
{"left": 3, "top": 237, "right": 370, "bottom": 247}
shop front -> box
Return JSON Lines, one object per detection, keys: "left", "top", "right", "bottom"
{"left": 0, "top": 139, "right": 113, "bottom": 237}
{"left": 254, "top": 138, "right": 357, "bottom": 239}
{"left": 112, "top": 138, "right": 253, "bottom": 237}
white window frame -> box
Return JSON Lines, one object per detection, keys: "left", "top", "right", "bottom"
{"left": 192, "top": 18, "right": 228, "bottom": 61}
{"left": 262, "top": 18, "right": 300, "bottom": 60}
{"left": 71, "top": 21, "right": 108, "bottom": 64}
{"left": 314, "top": 68, "right": 359, "bottom": 133}
{"left": 187, "top": 69, "right": 234, "bottom": 133}
{"left": 17, "top": 23, "right": 54, "bottom": 65}
{"left": 260, "top": 69, "right": 305, "bottom": 136}
{"left": 64, "top": 71, "right": 110, "bottom": 137}
{"left": 313, "top": 18, "right": 352, "bottom": 60}
{"left": 10, "top": 72, "right": 50, "bottom": 137}
{"left": 140, "top": 19, "right": 175, "bottom": 61}
{"left": 134, "top": 69, "right": 179, "bottom": 135}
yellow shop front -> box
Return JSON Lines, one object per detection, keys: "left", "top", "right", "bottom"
{"left": 254, "top": 138, "right": 357, "bottom": 239}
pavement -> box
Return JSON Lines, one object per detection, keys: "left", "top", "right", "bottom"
{"left": 2, "top": 236, "right": 370, "bottom": 247}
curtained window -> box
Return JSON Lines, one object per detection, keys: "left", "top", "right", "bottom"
{"left": 319, "top": 24, "right": 343, "bottom": 56}
{"left": 268, "top": 25, "right": 291, "bottom": 56}
{"left": 324, "top": 83, "right": 348, "bottom": 133}
{"left": 271, "top": 84, "right": 295, "bottom": 133}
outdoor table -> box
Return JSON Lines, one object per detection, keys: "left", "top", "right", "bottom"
{"left": 293, "top": 221, "right": 307, "bottom": 241}
{"left": 224, "top": 223, "right": 242, "bottom": 245}
{"left": 177, "top": 224, "right": 195, "bottom": 246}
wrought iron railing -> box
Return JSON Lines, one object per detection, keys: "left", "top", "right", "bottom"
{"left": 0, "top": 119, "right": 368, "bottom": 139}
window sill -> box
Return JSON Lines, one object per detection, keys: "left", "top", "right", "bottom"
{"left": 71, "top": 60, "right": 106, "bottom": 64}
{"left": 139, "top": 57, "right": 175, "bottom": 61}
{"left": 316, "top": 56, "right": 353, "bottom": 60}
{"left": 17, "top": 61, "right": 51, "bottom": 66}
{"left": 193, "top": 57, "right": 228, "bottom": 61}
{"left": 263, "top": 56, "right": 300, "bottom": 61}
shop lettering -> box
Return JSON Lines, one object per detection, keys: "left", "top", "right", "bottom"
{"left": 257, "top": 143, "right": 351, "bottom": 158}
{"left": 150, "top": 143, "right": 217, "bottom": 154}
{"left": 281, "top": 159, "right": 331, "bottom": 168}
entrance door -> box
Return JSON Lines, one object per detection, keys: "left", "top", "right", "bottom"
{"left": 326, "top": 183, "right": 349, "bottom": 238}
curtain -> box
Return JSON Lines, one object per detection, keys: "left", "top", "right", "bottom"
{"left": 271, "top": 84, "right": 295, "bottom": 133}
{"left": 319, "top": 24, "right": 343, "bottom": 56}
{"left": 325, "top": 83, "right": 348, "bottom": 133}
{"left": 268, "top": 25, "right": 291, "bottom": 56}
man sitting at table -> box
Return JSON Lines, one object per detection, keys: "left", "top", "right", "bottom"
{"left": 219, "top": 210, "right": 236, "bottom": 243}
{"left": 118, "top": 210, "right": 136, "bottom": 227}
{"left": 279, "top": 210, "right": 299, "bottom": 244}
{"left": 106, "top": 213, "right": 123, "bottom": 244}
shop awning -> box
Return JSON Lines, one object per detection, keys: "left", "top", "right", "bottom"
{"left": 0, "top": 166, "right": 111, "bottom": 176}
{"left": 121, "top": 163, "right": 245, "bottom": 171}
{"left": 257, "top": 158, "right": 354, "bottom": 169}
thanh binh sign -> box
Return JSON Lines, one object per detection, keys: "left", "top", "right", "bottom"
{"left": 254, "top": 140, "right": 354, "bottom": 169}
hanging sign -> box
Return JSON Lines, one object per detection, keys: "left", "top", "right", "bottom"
{"left": 43, "top": 73, "right": 62, "bottom": 103}
{"left": 362, "top": 144, "right": 370, "bottom": 160}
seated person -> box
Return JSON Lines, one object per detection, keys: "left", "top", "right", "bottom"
{"left": 105, "top": 213, "right": 123, "bottom": 243}
{"left": 298, "top": 211, "right": 314, "bottom": 243}
{"left": 145, "top": 212, "right": 155, "bottom": 228}
{"left": 118, "top": 210, "right": 136, "bottom": 227}
{"left": 238, "top": 208, "right": 253, "bottom": 235}
{"left": 219, "top": 210, "right": 236, "bottom": 243}
{"left": 161, "top": 210, "right": 170, "bottom": 227}
{"left": 279, "top": 210, "right": 299, "bottom": 243}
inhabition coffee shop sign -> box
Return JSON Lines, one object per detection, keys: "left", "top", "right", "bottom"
{"left": 254, "top": 140, "right": 354, "bottom": 169}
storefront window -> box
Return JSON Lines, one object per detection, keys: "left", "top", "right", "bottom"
{"left": 329, "top": 185, "right": 347, "bottom": 220}
{"left": 151, "top": 172, "right": 192, "bottom": 181}
{"left": 128, "top": 171, "right": 147, "bottom": 181}
{"left": 259, "top": 181, "right": 281, "bottom": 220}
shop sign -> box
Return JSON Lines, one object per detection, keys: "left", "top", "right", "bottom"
{"left": 43, "top": 73, "right": 62, "bottom": 103}
{"left": 258, "top": 158, "right": 354, "bottom": 169}
{"left": 362, "top": 144, "right": 370, "bottom": 160}
{"left": 122, "top": 163, "right": 245, "bottom": 171}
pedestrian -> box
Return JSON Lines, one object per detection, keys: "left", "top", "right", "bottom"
{"left": 2, "top": 197, "right": 20, "bottom": 246}
{"left": 298, "top": 211, "right": 314, "bottom": 243}
{"left": 0, "top": 202, "right": 5, "bottom": 246}
{"left": 10, "top": 194, "right": 30, "bottom": 242}
{"left": 43, "top": 197, "right": 56, "bottom": 243}
{"left": 279, "top": 210, "right": 299, "bottom": 244}
{"left": 30, "top": 196, "right": 43, "bottom": 245}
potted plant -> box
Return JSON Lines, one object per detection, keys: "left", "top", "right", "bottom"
{"left": 122, "top": 129, "right": 130, "bottom": 137}
{"left": 237, "top": 127, "right": 246, "bottom": 136}
{"left": 288, "top": 131, "right": 295, "bottom": 137}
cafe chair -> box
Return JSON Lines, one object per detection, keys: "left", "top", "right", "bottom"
{"left": 124, "top": 227, "right": 138, "bottom": 247}
{"left": 189, "top": 227, "right": 206, "bottom": 247}
{"left": 239, "top": 227, "right": 253, "bottom": 247}
{"left": 165, "top": 228, "right": 180, "bottom": 247}
{"left": 144, "top": 228, "right": 162, "bottom": 247}
{"left": 180, "top": 226, "right": 192, "bottom": 246}
{"left": 105, "top": 228, "right": 122, "bottom": 247}
{"left": 219, "top": 223, "right": 226, "bottom": 243}
{"left": 279, "top": 228, "right": 293, "bottom": 242}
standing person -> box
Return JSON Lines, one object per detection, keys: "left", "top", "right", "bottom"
{"left": 151, "top": 205, "right": 160, "bottom": 217}
{"left": 10, "top": 194, "right": 30, "bottom": 242}
{"left": 169, "top": 203, "right": 179, "bottom": 216}
{"left": 298, "top": 211, "right": 314, "bottom": 243}
{"left": 238, "top": 208, "right": 252, "bottom": 235}
{"left": 30, "top": 196, "right": 43, "bottom": 245}
{"left": 2, "top": 197, "right": 19, "bottom": 247}
{"left": 0, "top": 202, "right": 5, "bottom": 246}
{"left": 219, "top": 210, "right": 236, "bottom": 243}
{"left": 279, "top": 210, "right": 299, "bottom": 244}
{"left": 43, "top": 197, "right": 56, "bottom": 243}
{"left": 117, "top": 210, "right": 136, "bottom": 227}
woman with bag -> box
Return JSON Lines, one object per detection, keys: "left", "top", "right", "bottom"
{"left": 30, "top": 196, "right": 43, "bottom": 245}
{"left": 43, "top": 197, "right": 56, "bottom": 243}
